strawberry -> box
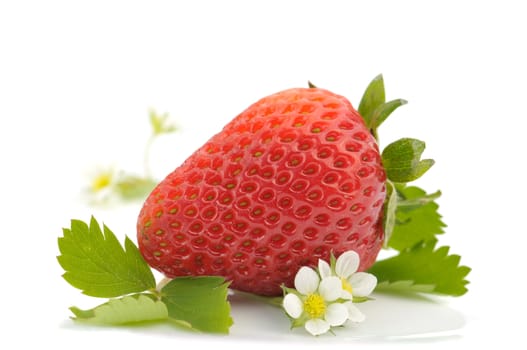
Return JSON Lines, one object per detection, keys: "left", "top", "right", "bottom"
{"left": 137, "top": 84, "right": 388, "bottom": 296}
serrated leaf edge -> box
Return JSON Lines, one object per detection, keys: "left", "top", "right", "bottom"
{"left": 57, "top": 216, "right": 156, "bottom": 298}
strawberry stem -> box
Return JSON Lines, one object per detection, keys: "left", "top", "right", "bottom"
{"left": 143, "top": 134, "right": 155, "bottom": 179}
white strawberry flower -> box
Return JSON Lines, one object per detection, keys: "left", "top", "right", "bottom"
{"left": 318, "top": 250, "right": 377, "bottom": 323}
{"left": 282, "top": 266, "right": 349, "bottom": 336}
{"left": 282, "top": 250, "right": 378, "bottom": 335}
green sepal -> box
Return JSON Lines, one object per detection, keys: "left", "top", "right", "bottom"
{"left": 358, "top": 74, "right": 386, "bottom": 128}
{"left": 382, "top": 180, "right": 398, "bottom": 248}
{"left": 358, "top": 74, "right": 406, "bottom": 138}
{"left": 161, "top": 276, "right": 233, "bottom": 334}
{"left": 369, "top": 98, "right": 407, "bottom": 131}
{"left": 381, "top": 138, "right": 435, "bottom": 183}
{"left": 352, "top": 295, "right": 374, "bottom": 303}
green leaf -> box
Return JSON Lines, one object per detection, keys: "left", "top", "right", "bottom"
{"left": 388, "top": 185, "right": 445, "bottom": 251}
{"left": 70, "top": 294, "right": 168, "bottom": 325}
{"left": 161, "top": 277, "right": 233, "bottom": 334}
{"left": 57, "top": 217, "right": 156, "bottom": 298}
{"left": 382, "top": 138, "right": 435, "bottom": 183}
{"left": 368, "top": 240, "right": 471, "bottom": 296}
{"left": 358, "top": 74, "right": 385, "bottom": 128}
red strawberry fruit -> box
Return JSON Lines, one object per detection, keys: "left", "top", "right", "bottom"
{"left": 137, "top": 82, "right": 390, "bottom": 296}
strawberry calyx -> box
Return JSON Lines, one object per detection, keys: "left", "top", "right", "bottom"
{"left": 358, "top": 74, "right": 407, "bottom": 140}
{"left": 354, "top": 74, "right": 436, "bottom": 248}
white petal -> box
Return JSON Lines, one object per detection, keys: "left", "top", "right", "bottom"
{"left": 349, "top": 272, "right": 377, "bottom": 297}
{"left": 340, "top": 289, "right": 353, "bottom": 300}
{"left": 305, "top": 318, "right": 330, "bottom": 336}
{"left": 295, "top": 266, "right": 320, "bottom": 295}
{"left": 318, "top": 259, "right": 331, "bottom": 279}
{"left": 335, "top": 251, "right": 360, "bottom": 278}
{"left": 344, "top": 301, "right": 366, "bottom": 323}
{"left": 325, "top": 303, "right": 349, "bottom": 326}
{"left": 283, "top": 293, "right": 303, "bottom": 318}
{"left": 318, "top": 276, "right": 342, "bottom": 302}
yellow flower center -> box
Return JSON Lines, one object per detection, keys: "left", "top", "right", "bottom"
{"left": 341, "top": 278, "right": 353, "bottom": 294}
{"left": 303, "top": 294, "right": 326, "bottom": 319}
{"left": 91, "top": 172, "right": 112, "bottom": 192}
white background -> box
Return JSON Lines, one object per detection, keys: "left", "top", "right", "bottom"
{"left": 1, "top": 1, "right": 525, "bottom": 349}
